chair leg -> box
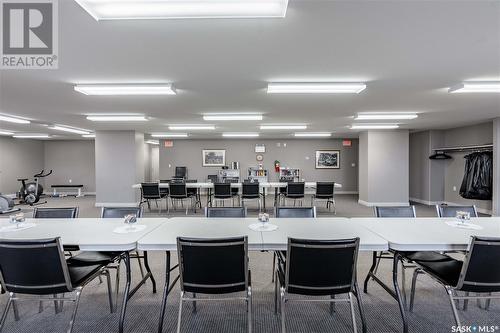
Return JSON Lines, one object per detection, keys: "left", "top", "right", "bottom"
{"left": 192, "top": 293, "right": 197, "bottom": 314}
{"left": 409, "top": 268, "right": 421, "bottom": 312}
{"left": 247, "top": 287, "right": 252, "bottom": 333}
{"left": 272, "top": 252, "right": 276, "bottom": 282}
{"left": 135, "top": 251, "right": 146, "bottom": 279}
{"left": 446, "top": 287, "right": 462, "bottom": 327}
{"left": 330, "top": 295, "right": 336, "bottom": 315}
{"left": 401, "top": 263, "right": 407, "bottom": 306}
{"left": 280, "top": 289, "right": 286, "bottom": 333}
{"left": 274, "top": 271, "right": 278, "bottom": 314}
{"left": 349, "top": 292, "right": 358, "bottom": 333}
{"left": 12, "top": 297, "right": 20, "bottom": 321}
{"left": 463, "top": 292, "right": 469, "bottom": 311}
{"left": 0, "top": 295, "right": 13, "bottom": 333}
{"left": 176, "top": 293, "right": 184, "bottom": 333}
{"left": 485, "top": 297, "right": 492, "bottom": 311}
{"left": 67, "top": 289, "right": 82, "bottom": 333}
{"left": 353, "top": 283, "right": 367, "bottom": 333}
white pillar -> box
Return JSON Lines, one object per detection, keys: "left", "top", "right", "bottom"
{"left": 95, "top": 131, "right": 144, "bottom": 206}
{"left": 358, "top": 130, "right": 410, "bottom": 206}
{"left": 493, "top": 118, "right": 500, "bottom": 216}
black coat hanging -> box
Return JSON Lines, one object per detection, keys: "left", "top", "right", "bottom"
{"left": 459, "top": 152, "right": 493, "bottom": 200}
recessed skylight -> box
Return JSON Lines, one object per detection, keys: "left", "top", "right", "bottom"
{"left": 222, "top": 133, "right": 259, "bottom": 138}
{"left": 260, "top": 124, "right": 307, "bottom": 130}
{"left": 267, "top": 82, "right": 366, "bottom": 94}
{"left": 0, "top": 115, "right": 31, "bottom": 124}
{"left": 169, "top": 125, "right": 215, "bottom": 130}
{"left": 449, "top": 81, "right": 500, "bottom": 93}
{"left": 50, "top": 125, "right": 91, "bottom": 135}
{"left": 294, "top": 132, "right": 331, "bottom": 137}
{"left": 203, "top": 114, "right": 263, "bottom": 121}
{"left": 350, "top": 124, "right": 399, "bottom": 130}
{"left": 75, "top": 84, "right": 176, "bottom": 96}
{"left": 86, "top": 115, "right": 149, "bottom": 122}
{"left": 354, "top": 112, "right": 418, "bottom": 120}
{"left": 74, "top": 0, "right": 289, "bottom": 20}
{"left": 151, "top": 133, "right": 189, "bottom": 138}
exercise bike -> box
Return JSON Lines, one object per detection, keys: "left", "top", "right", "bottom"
{"left": 18, "top": 169, "right": 52, "bottom": 206}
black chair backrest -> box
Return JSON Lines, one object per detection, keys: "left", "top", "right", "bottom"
{"left": 186, "top": 180, "right": 198, "bottom": 195}
{"left": 214, "top": 183, "right": 231, "bottom": 198}
{"left": 169, "top": 182, "right": 187, "bottom": 198}
{"left": 315, "top": 182, "right": 335, "bottom": 197}
{"left": 207, "top": 175, "right": 218, "bottom": 183}
{"left": 436, "top": 205, "right": 478, "bottom": 218}
{"left": 205, "top": 207, "right": 247, "bottom": 218}
{"left": 276, "top": 207, "right": 316, "bottom": 218}
{"left": 242, "top": 182, "right": 259, "bottom": 197}
{"left": 141, "top": 182, "right": 161, "bottom": 199}
{"left": 160, "top": 179, "right": 171, "bottom": 183}
{"left": 279, "top": 180, "right": 292, "bottom": 194}
{"left": 101, "top": 207, "right": 143, "bottom": 219}
{"left": 175, "top": 166, "right": 187, "bottom": 179}
{"left": 285, "top": 238, "right": 360, "bottom": 296}
{"left": 33, "top": 207, "right": 79, "bottom": 219}
{"left": 0, "top": 238, "right": 72, "bottom": 295}
{"left": 374, "top": 206, "right": 416, "bottom": 218}
{"left": 286, "top": 182, "right": 305, "bottom": 196}
{"left": 458, "top": 237, "right": 500, "bottom": 292}
{"left": 177, "top": 236, "right": 248, "bottom": 294}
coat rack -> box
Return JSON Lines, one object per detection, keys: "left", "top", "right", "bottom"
{"left": 429, "top": 143, "right": 493, "bottom": 160}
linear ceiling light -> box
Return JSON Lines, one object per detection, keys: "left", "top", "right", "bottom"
{"left": 261, "top": 125, "right": 307, "bottom": 130}
{"left": 151, "top": 133, "right": 189, "bottom": 138}
{"left": 449, "top": 81, "right": 500, "bottom": 93}
{"left": 355, "top": 112, "right": 418, "bottom": 120}
{"left": 222, "top": 133, "right": 259, "bottom": 138}
{"left": 74, "top": 0, "right": 289, "bottom": 20}
{"left": 75, "top": 84, "right": 176, "bottom": 95}
{"left": 82, "top": 134, "right": 96, "bottom": 138}
{"left": 0, "top": 130, "right": 14, "bottom": 136}
{"left": 146, "top": 140, "right": 160, "bottom": 145}
{"left": 294, "top": 132, "right": 331, "bottom": 137}
{"left": 203, "top": 114, "right": 263, "bottom": 121}
{"left": 267, "top": 82, "right": 366, "bottom": 94}
{"left": 50, "top": 125, "right": 90, "bottom": 135}
{"left": 0, "top": 115, "right": 31, "bottom": 124}
{"left": 13, "top": 134, "right": 50, "bottom": 139}
{"left": 169, "top": 125, "right": 215, "bottom": 130}
{"left": 86, "top": 115, "right": 148, "bottom": 122}
{"left": 350, "top": 124, "right": 399, "bottom": 130}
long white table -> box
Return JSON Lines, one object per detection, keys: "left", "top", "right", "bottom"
{"left": 0, "top": 218, "right": 165, "bottom": 333}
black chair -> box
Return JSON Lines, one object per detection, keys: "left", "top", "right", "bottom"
{"left": 436, "top": 205, "right": 478, "bottom": 218}
{"left": 169, "top": 182, "right": 195, "bottom": 214}
{"left": 175, "top": 236, "right": 252, "bottom": 332}
{"left": 0, "top": 238, "right": 113, "bottom": 333}
{"left": 409, "top": 236, "right": 500, "bottom": 326}
{"left": 185, "top": 180, "right": 201, "bottom": 209}
{"left": 374, "top": 206, "right": 416, "bottom": 218}
{"left": 283, "top": 182, "right": 305, "bottom": 207}
{"left": 101, "top": 206, "right": 143, "bottom": 219}
{"left": 159, "top": 179, "right": 171, "bottom": 198}
{"left": 275, "top": 207, "right": 316, "bottom": 218}
{"left": 33, "top": 207, "right": 79, "bottom": 219}
{"left": 311, "top": 182, "right": 336, "bottom": 213}
{"left": 275, "top": 238, "right": 366, "bottom": 333}
{"left": 241, "top": 182, "right": 262, "bottom": 212}
{"left": 140, "top": 182, "right": 165, "bottom": 214}
{"left": 174, "top": 166, "right": 187, "bottom": 180}
{"left": 213, "top": 183, "right": 234, "bottom": 207}
{"left": 205, "top": 207, "right": 247, "bottom": 218}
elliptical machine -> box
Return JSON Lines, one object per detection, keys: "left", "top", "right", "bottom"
{"left": 18, "top": 169, "right": 52, "bottom": 206}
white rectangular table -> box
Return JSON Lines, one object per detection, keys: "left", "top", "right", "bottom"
{"left": 0, "top": 217, "right": 166, "bottom": 333}
{"left": 137, "top": 217, "right": 388, "bottom": 333}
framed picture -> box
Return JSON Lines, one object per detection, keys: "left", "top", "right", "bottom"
{"left": 202, "top": 149, "right": 226, "bottom": 167}
{"left": 315, "top": 150, "right": 340, "bottom": 169}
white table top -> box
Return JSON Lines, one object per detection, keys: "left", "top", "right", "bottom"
{"left": 132, "top": 181, "right": 342, "bottom": 189}
{"left": 137, "top": 217, "right": 388, "bottom": 252}
{"left": 350, "top": 217, "right": 500, "bottom": 251}
{"left": 0, "top": 218, "right": 165, "bottom": 251}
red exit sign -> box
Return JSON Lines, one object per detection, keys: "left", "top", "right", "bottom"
{"left": 342, "top": 139, "right": 352, "bottom": 147}
{"left": 164, "top": 140, "right": 174, "bottom": 148}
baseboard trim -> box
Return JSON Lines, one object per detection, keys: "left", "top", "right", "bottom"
{"left": 336, "top": 191, "right": 359, "bottom": 195}
{"left": 358, "top": 200, "right": 410, "bottom": 207}
{"left": 95, "top": 202, "right": 140, "bottom": 207}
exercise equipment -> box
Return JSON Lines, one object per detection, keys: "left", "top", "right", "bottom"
{"left": 0, "top": 194, "right": 20, "bottom": 214}
{"left": 18, "top": 169, "right": 52, "bottom": 206}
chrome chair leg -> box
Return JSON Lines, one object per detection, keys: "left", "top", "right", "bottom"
{"left": 11, "top": 297, "right": 20, "bottom": 321}
{"left": 0, "top": 296, "right": 13, "bottom": 333}
{"left": 401, "top": 262, "right": 407, "bottom": 306}
{"left": 247, "top": 287, "right": 253, "bottom": 333}
{"left": 280, "top": 289, "right": 286, "bottom": 333}
{"left": 67, "top": 289, "right": 82, "bottom": 333}
{"left": 330, "top": 294, "right": 336, "bottom": 315}
{"left": 409, "top": 268, "right": 421, "bottom": 312}
{"left": 274, "top": 271, "right": 278, "bottom": 314}
{"left": 272, "top": 252, "right": 276, "bottom": 282}
{"left": 103, "top": 270, "right": 114, "bottom": 313}
{"left": 176, "top": 293, "right": 184, "bottom": 333}
{"left": 349, "top": 292, "right": 358, "bottom": 333}
{"left": 463, "top": 292, "right": 469, "bottom": 311}
{"left": 192, "top": 293, "right": 197, "bottom": 314}
{"left": 485, "top": 296, "right": 492, "bottom": 310}
{"left": 446, "top": 287, "right": 462, "bottom": 327}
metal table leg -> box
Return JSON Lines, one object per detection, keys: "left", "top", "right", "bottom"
{"left": 119, "top": 252, "right": 131, "bottom": 333}
{"left": 363, "top": 251, "right": 378, "bottom": 293}
{"left": 262, "top": 187, "right": 266, "bottom": 211}
{"left": 143, "top": 251, "right": 157, "bottom": 293}
{"left": 158, "top": 251, "right": 180, "bottom": 333}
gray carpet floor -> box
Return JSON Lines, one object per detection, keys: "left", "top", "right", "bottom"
{"left": 1, "top": 195, "right": 497, "bottom": 333}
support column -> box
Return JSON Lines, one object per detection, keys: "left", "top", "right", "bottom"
{"left": 95, "top": 131, "right": 145, "bottom": 206}
{"left": 493, "top": 118, "right": 500, "bottom": 216}
{"left": 358, "top": 130, "right": 410, "bottom": 206}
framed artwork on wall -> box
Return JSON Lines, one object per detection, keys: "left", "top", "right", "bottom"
{"left": 202, "top": 149, "right": 226, "bottom": 167}
{"left": 315, "top": 150, "right": 340, "bottom": 169}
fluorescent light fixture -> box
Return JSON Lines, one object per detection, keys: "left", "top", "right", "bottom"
{"left": 0, "top": 130, "right": 14, "bottom": 136}
{"left": 267, "top": 82, "right": 366, "bottom": 94}
{"left": 169, "top": 125, "right": 215, "bottom": 130}
{"left": 261, "top": 125, "right": 307, "bottom": 130}
{"left": 50, "top": 125, "right": 90, "bottom": 135}
{"left": 350, "top": 124, "right": 399, "bottom": 130}
{"left": 0, "top": 115, "right": 30, "bottom": 124}
{"left": 86, "top": 115, "right": 148, "bottom": 122}
{"left": 294, "top": 132, "right": 331, "bottom": 137}
{"left": 75, "top": 84, "right": 176, "bottom": 95}
{"left": 146, "top": 140, "right": 160, "bottom": 145}
{"left": 74, "top": 0, "right": 289, "bottom": 20}
{"left": 151, "top": 133, "right": 189, "bottom": 138}
{"left": 222, "top": 133, "right": 259, "bottom": 138}
{"left": 203, "top": 114, "right": 263, "bottom": 121}
{"left": 13, "top": 134, "right": 50, "bottom": 139}
{"left": 82, "top": 134, "right": 96, "bottom": 138}
{"left": 449, "top": 81, "right": 500, "bottom": 93}
{"left": 355, "top": 112, "right": 418, "bottom": 120}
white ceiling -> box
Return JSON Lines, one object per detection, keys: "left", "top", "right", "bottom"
{"left": 1, "top": 0, "right": 499, "bottom": 139}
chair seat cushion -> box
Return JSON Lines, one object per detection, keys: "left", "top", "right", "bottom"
{"left": 67, "top": 263, "right": 104, "bottom": 288}
{"left": 67, "top": 251, "right": 121, "bottom": 266}
{"left": 402, "top": 251, "right": 451, "bottom": 262}
{"left": 416, "top": 259, "right": 463, "bottom": 287}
